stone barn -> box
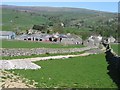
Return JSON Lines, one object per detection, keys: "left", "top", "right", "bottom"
{"left": 61, "top": 34, "right": 82, "bottom": 45}
{"left": 15, "top": 34, "right": 50, "bottom": 41}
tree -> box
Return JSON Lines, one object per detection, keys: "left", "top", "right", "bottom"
{"left": 53, "top": 23, "right": 64, "bottom": 34}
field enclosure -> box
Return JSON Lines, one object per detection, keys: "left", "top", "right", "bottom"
{"left": 10, "top": 54, "right": 117, "bottom": 88}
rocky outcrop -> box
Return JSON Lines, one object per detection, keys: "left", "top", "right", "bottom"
{"left": 0, "top": 70, "right": 37, "bottom": 88}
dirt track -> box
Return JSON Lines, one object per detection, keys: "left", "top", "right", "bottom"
{"left": 0, "top": 53, "right": 90, "bottom": 70}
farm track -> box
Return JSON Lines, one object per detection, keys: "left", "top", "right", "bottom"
{"left": 0, "top": 53, "right": 92, "bottom": 70}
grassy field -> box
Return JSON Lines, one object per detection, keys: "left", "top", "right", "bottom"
{"left": 10, "top": 54, "right": 117, "bottom": 88}
{"left": 1, "top": 40, "right": 84, "bottom": 48}
{"left": 2, "top": 8, "right": 48, "bottom": 31}
{"left": 111, "top": 44, "right": 120, "bottom": 55}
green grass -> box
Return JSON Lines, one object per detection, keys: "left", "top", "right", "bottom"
{"left": 111, "top": 44, "right": 120, "bottom": 55}
{"left": 1, "top": 40, "right": 84, "bottom": 48}
{"left": 2, "top": 8, "right": 48, "bottom": 31}
{"left": 10, "top": 54, "right": 117, "bottom": 88}
{"left": 2, "top": 8, "right": 117, "bottom": 37}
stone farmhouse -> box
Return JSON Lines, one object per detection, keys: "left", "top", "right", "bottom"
{"left": 108, "top": 36, "right": 116, "bottom": 43}
{"left": 83, "top": 35, "right": 103, "bottom": 47}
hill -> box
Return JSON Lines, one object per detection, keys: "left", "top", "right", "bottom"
{"left": 1, "top": 5, "right": 118, "bottom": 39}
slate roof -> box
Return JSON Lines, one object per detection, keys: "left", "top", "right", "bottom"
{"left": 16, "top": 34, "right": 51, "bottom": 39}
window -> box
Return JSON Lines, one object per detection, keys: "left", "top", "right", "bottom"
{"left": 28, "top": 38, "right": 31, "bottom": 40}
{"left": 39, "top": 39, "right": 42, "bottom": 41}
{"left": 35, "top": 38, "right": 38, "bottom": 41}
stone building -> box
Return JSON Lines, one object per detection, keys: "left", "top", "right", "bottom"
{"left": 108, "top": 36, "right": 116, "bottom": 43}
{"left": 15, "top": 34, "right": 51, "bottom": 41}
{"left": 84, "top": 35, "right": 103, "bottom": 47}
{"left": 61, "top": 34, "right": 82, "bottom": 45}
{"left": 0, "top": 31, "right": 15, "bottom": 39}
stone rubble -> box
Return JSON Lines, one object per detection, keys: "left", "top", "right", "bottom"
{"left": 0, "top": 70, "right": 37, "bottom": 88}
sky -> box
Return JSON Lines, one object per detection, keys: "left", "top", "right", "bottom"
{"left": 1, "top": 2, "right": 119, "bottom": 13}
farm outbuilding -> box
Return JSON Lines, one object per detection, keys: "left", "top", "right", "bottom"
{"left": 15, "top": 33, "right": 83, "bottom": 45}
{"left": 0, "top": 31, "right": 15, "bottom": 39}
{"left": 108, "top": 36, "right": 116, "bottom": 43}
{"left": 84, "top": 35, "right": 103, "bottom": 47}
{"left": 15, "top": 34, "right": 51, "bottom": 41}
{"left": 61, "top": 34, "right": 83, "bottom": 45}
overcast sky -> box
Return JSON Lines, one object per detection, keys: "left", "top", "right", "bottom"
{"left": 1, "top": 1, "right": 119, "bottom": 12}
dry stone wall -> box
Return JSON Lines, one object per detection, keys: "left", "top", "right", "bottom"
{"left": 0, "top": 47, "right": 97, "bottom": 57}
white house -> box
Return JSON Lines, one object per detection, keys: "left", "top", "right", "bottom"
{"left": 84, "top": 35, "right": 103, "bottom": 47}
{"left": 108, "top": 36, "right": 116, "bottom": 43}
{"left": 0, "top": 31, "right": 15, "bottom": 39}
{"left": 88, "top": 35, "right": 102, "bottom": 42}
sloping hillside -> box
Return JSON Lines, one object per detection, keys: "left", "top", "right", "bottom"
{"left": 2, "top": 5, "right": 118, "bottom": 38}
{"left": 2, "top": 8, "right": 48, "bottom": 32}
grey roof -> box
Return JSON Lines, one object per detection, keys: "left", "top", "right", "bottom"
{"left": 0, "top": 31, "right": 15, "bottom": 36}
{"left": 59, "top": 34, "right": 67, "bottom": 38}
{"left": 16, "top": 34, "right": 51, "bottom": 39}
